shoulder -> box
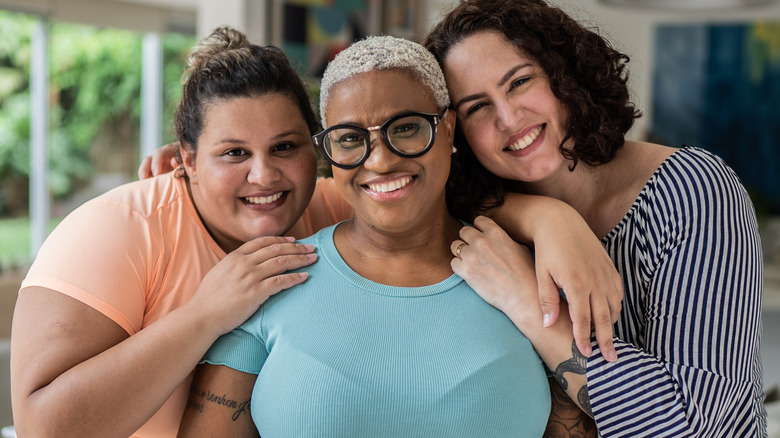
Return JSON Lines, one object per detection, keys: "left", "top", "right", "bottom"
{"left": 91, "top": 173, "right": 184, "bottom": 218}
{"left": 36, "top": 173, "right": 194, "bottom": 269}
{"left": 644, "top": 146, "right": 749, "bottom": 209}
{"left": 659, "top": 146, "right": 743, "bottom": 188}
{"left": 296, "top": 223, "right": 337, "bottom": 246}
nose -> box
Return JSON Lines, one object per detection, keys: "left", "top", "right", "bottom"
{"left": 494, "top": 98, "right": 522, "bottom": 132}
{"left": 362, "top": 131, "right": 402, "bottom": 171}
{"left": 247, "top": 156, "right": 282, "bottom": 184}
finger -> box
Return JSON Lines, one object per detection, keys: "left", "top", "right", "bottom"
{"left": 252, "top": 253, "right": 317, "bottom": 280}
{"left": 257, "top": 271, "right": 310, "bottom": 298}
{"left": 591, "top": 298, "right": 618, "bottom": 362}
{"left": 138, "top": 156, "right": 153, "bottom": 180}
{"left": 536, "top": 276, "right": 561, "bottom": 328}
{"left": 150, "top": 150, "right": 165, "bottom": 177}
{"left": 458, "top": 223, "right": 483, "bottom": 244}
{"left": 233, "top": 236, "right": 298, "bottom": 254}
{"left": 472, "top": 215, "right": 499, "bottom": 232}
{"left": 239, "top": 245, "right": 319, "bottom": 275}
{"left": 608, "top": 274, "right": 624, "bottom": 323}
{"left": 566, "top": 293, "right": 594, "bottom": 357}
{"left": 451, "top": 240, "right": 468, "bottom": 258}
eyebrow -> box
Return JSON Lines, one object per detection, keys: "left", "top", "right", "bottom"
{"left": 452, "top": 63, "right": 532, "bottom": 111}
{"left": 214, "top": 130, "right": 305, "bottom": 145}
{"left": 330, "top": 109, "right": 425, "bottom": 128}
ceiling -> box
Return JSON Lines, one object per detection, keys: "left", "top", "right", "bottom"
{"left": 0, "top": 0, "right": 199, "bottom": 34}
{"left": 600, "top": 0, "right": 778, "bottom": 9}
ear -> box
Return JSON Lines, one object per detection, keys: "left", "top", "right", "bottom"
{"left": 441, "top": 108, "right": 457, "bottom": 145}
{"left": 180, "top": 142, "right": 198, "bottom": 184}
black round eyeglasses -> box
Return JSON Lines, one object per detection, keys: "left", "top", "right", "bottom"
{"left": 312, "top": 111, "right": 445, "bottom": 169}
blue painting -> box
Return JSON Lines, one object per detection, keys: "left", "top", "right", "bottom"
{"left": 652, "top": 22, "right": 780, "bottom": 214}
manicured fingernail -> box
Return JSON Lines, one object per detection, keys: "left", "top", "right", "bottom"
{"left": 543, "top": 313, "right": 553, "bottom": 327}
{"left": 606, "top": 349, "right": 618, "bottom": 362}
{"left": 583, "top": 345, "right": 592, "bottom": 356}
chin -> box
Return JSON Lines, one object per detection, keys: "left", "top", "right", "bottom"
{"left": 253, "top": 220, "right": 295, "bottom": 239}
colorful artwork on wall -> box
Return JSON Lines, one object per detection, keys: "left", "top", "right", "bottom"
{"left": 652, "top": 22, "right": 780, "bottom": 213}
{"left": 282, "top": 0, "right": 370, "bottom": 78}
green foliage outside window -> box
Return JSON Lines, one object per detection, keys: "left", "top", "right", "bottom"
{"left": 0, "top": 9, "right": 196, "bottom": 215}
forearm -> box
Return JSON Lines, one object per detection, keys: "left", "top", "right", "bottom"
{"left": 544, "top": 378, "right": 597, "bottom": 437}
{"left": 504, "top": 301, "right": 592, "bottom": 416}
{"left": 490, "top": 193, "right": 584, "bottom": 245}
{"left": 16, "top": 305, "right": 220, "bottom": 438}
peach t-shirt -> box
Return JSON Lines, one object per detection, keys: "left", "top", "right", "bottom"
{"left": 20, "top": 173, "right": 352, "bottom": 438}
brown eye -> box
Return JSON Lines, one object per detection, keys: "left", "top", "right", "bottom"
{"left": 466, "top": 102, "right": 487, "bottom": 116}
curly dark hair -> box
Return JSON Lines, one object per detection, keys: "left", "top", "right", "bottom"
{"left": 424, "top": 0, "right": 641, "bottom": 220}
{"left": 174, "top": 26, "right": 319, "bottom": 167}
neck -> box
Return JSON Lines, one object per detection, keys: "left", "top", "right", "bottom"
{"left": 513, "top": 161, "right": 601, "bottom": 220}
{"left": 514, "top": 141, "right": 673, "bottom": 239}
{"left": 334, "top": 209, "right": 462, "bottom": 287}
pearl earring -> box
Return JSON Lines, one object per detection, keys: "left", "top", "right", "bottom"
{"left": 451, "top": 145, "right": 457, "bottom": 154}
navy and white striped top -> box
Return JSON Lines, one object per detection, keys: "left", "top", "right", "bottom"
{"left": 587, "top": 146, "right": 766, "bottom": 437}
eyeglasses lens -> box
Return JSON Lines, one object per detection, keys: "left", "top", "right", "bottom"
{"left": 323, "top": 114, "right": 434, "bottom": 167}
{"left": 387, "top": 115, "right": 433, "bottom": 154}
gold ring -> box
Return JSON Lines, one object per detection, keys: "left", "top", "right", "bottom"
{"left": 455, "top": 242, "right": 467, "bottom": 258}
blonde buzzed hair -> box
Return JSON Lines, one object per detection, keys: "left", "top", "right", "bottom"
{"left": 319, "top": 35, "right": 450, "bottom": 127}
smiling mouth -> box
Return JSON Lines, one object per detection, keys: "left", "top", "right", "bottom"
{"left": 243, "top": 192, "right": 284, "bottom": 204}
{"left": 506, "top": 124, "right": 544, "bottom": 151}
{"left": 365, "top": 176, "right": 414, "bottom": 193}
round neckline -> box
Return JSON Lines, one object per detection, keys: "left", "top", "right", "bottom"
{"left": 315, "top": 224, "right": 464, "bottom": 298}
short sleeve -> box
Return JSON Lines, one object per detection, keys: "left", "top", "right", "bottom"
{"left": 21, "top": 198, "right": 155, "bottom": 334}
{"left": 201, "top": 310, "right": 268, "bottom": 374}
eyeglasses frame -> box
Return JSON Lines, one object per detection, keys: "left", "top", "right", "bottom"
{"left": 312, "top": 111, "right": 445, "bottom": 170}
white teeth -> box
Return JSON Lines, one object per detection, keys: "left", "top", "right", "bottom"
{"left": 244, "top": 193, "right": 283, "bottom": 204}
{"left": 367, "top": 176, "right": 413, "bottom": 193}
{"left": 507, "top": 125, "right": 543, "bottom": 151}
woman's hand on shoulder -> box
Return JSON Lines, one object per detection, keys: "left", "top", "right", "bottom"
{"left": 523, "top": 208, "right": 622, "bottom": 362}
{"left": 489, "top": 193, "right": 622, "bottom": 361}
{"left": 185, "top": 236, "right": 318, "bottom": 336}
{"left": 137, "top": 142, "right": 180, "bottom": 179}
{"left": 450, "top": 216, "right": 540, "bottom": 330}
{"left": 456, "top": 212, "right": 622, "bottom": 363}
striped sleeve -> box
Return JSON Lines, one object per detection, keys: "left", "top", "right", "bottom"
{"left": 588, "top": 147, "right": 765, "bottom": 437}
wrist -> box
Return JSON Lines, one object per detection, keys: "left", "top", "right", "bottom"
{"left": 502, "top": 295, "right": 544, "bottom": 334}
{"left": 176, "top": 300, "right": 227, "bottom": 342}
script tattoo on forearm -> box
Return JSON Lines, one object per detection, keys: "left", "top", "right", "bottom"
{"left": 553, "top": 340, "right": 593, "bottom": 417}
{"left": 185, "top": 384, "right": 251, "bottom": 421}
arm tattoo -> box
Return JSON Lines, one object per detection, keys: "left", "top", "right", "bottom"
{"left": 578, "top": 386, "right": 592, "bottom": 416}
{"left": 185, "top": 384, "right": 251, "bottom": 421}
{"left": 553, "top": 340, "right": 593, "bottom": 417}
{"left": 543, "top": 378, "right": 597, "bottom": 438}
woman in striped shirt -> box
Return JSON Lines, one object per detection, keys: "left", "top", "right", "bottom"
{"left": 425, "top": 0, "right": 765, "bottom": 436}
